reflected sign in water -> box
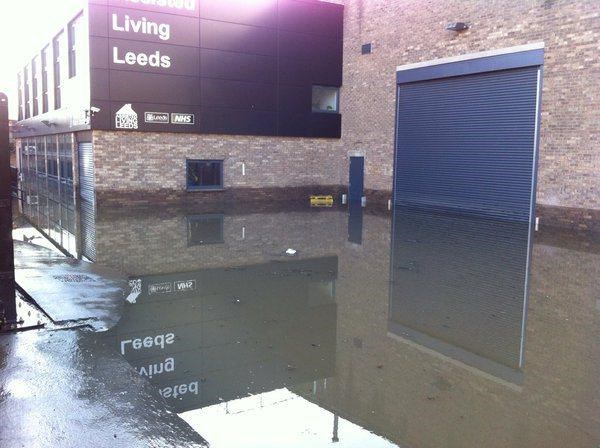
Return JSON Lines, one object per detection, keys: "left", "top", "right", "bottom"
{"left": 103, "top": 256, "right": 338, "bottom": 413}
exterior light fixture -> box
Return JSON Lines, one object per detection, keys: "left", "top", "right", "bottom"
{"left": 446, "top": 22, "right": 470, "bottom": 32}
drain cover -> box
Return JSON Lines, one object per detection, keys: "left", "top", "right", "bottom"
{"left": 52, "top": 274, "right": 95, "bottom": 283}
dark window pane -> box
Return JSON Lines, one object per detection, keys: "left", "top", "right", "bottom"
{"left": 187, "top": 214, "right": 224, "bottom": 245}
{"left": 187, "top": 160, "right": 223, "bottom": 189}
{"left": 312, "top": 85, "right": 339, "bottom": 113}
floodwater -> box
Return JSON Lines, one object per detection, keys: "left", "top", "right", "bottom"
{"left": 84, "top": 203, "right": 599, "bottom": 447}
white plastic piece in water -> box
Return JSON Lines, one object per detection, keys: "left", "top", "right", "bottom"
{"left": 285, "top": 248, "right": 297, "bottom": 256}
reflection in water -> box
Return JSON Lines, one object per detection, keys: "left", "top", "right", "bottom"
{"left": 389, "top": 207, "right": 530, "bottom": 384}
{"left": 187, "top": 214, "right": 225, "bottom": 246}
{"left": 103, "top": 257, "right": 338, "bottom": 413}
{"left": 86, "top": 204, "right": 599, "bottom": 447}
{"left": 347, "top": 203, "right": 363, "bottom": 244}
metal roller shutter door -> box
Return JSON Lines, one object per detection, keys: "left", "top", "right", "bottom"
{"left": 78, "top": 142, "right": 96, "bottom": 262}
{"left": 394, "top": 66, "right": 540, "bottom": 221}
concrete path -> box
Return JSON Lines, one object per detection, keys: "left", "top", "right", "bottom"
{"left": 0, "top": 328, "right": 207, "bottom": 448}
{"left": 13, "top": 241, "right": 126, "bottom": 330}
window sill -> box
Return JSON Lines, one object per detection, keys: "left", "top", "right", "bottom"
{"left": 186, "top": 187, "right": 226, "bottom": 192}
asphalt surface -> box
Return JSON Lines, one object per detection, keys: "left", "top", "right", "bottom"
{"left": 0, "top": 328, "right": 207, "bottom": 448}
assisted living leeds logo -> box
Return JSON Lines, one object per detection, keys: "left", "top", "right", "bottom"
{"left": 115, "top": 103, "right": 139, "bottom": 129}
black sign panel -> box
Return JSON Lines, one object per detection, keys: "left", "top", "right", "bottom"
{"left": 88, "top": 0, "right": 343, "bottom": 138}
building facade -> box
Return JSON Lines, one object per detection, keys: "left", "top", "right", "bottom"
{"left": 13, "top": 0, "right": 600, "bottom": 257}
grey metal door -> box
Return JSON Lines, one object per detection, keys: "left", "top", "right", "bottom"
{"left": 395, "top": 65, "right": 541, "bottom": 221}
{"left": 78, "top": 142, "right": 96, "bottom": 261}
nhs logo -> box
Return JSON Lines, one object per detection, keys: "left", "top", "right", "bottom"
{"left": 174, "top": 279, "right": 196, "bottom": 292}
{"left": 171, "top": 113, "right": 194, "bottom": 125}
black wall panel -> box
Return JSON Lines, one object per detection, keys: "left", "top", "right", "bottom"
{"left": 278, "top": 0, "right": 343, "bottom": 39}
{"left": 200, "top": 79, "right": 276, "bottom": 111}
{"left": 199, "top": 109, "right": 277, "bottom": 136}
{"left": 199, "top": 0, "right": 277, "bottom": 27}
{"left": 108, "top": 71, "right": 201, "bottom": 105}
{"left": 200, "top": 49, "right": 276, "bottom": 83}
{"left": 200, "top": 20, "right": 277, "bottom": 56}
{"left": 89, "top": 0, "right": 343, "bottom": 138}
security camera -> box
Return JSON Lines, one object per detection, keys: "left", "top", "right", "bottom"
{"left": 90, "top": 106, "right": 101, "bottom": 114}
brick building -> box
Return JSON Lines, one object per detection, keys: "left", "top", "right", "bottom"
{"left": 13, "top": 0, "right": 600, "bottom": 257}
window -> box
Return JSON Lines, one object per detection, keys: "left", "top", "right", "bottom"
{"left": 312, "top": 86, "right": 339, "bottom": 113}
{"left": 17, "top": 73, "right": 23, "bottom": 121}
{"left": 31, "top": 56, "right": 39, "bottom": 116}
{"left": 41, "top": 46, "right": 49, "bottom": 113}
{"left": 67, "top": 15, "right": 81, "bottom": 78}
{"left": 23, "top": 66, "right": 30, "bottom": 118}
{"left": 53, "top": 32, "right": 63, "bottom": 109}
{"left": 187, "top": 214, "right": 224, "bottom": 246}
{"left": 186, "top": 159, "right": 223, "bottom": 190}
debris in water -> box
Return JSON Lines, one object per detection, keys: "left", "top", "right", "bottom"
{"left": 285, "top": 248, "right": 297, "bottom": 256}
{"left": 232, "top": 297, "right": 241, "bottom": 304}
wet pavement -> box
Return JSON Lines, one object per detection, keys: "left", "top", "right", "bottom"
{"left": 0, "top": 328, "right": 207, "bottom": 448}
{"left": 2, "top": 202, "right": 599, "bottom": 447}
{"left": 14, "top": 240, "right": 125, "bottom": 330}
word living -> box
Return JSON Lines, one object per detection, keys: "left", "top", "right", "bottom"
{"left": 113, "top": 47, "right": 171, "bottom": 68}
{"left": 112, "top": 13, "right": 171, "bottom": 41}
{"left": 120, "top": 332, "right": 175, "bottom": 355}
{"left": 136, "top": 357, "right": 175, "bottom": 379}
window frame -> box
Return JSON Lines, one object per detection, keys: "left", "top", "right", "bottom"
{"left": 23, "top": 66, "right": 30, "bottom": 119}
{"left": 31, "top": 56, "right": 39, "bottom": 116}
{"left": 53, "top": 31, "right": 63, "bottom": 109}
{"left": 186, "top": 159, "right": 224, "bottom": 191}
{"left": 311, "top": 85, "right": 340, "bottom": 114}
{"left": 41, "top": 45, "right": 49, "bottom": 113}
{"left": 17, "top": 73, "right": 23, "bottom": 121}
{"left": 67, "top": 14, "right": 81, "bottom": 79}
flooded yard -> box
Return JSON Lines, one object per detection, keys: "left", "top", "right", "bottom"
{"left": 72, "top": 202, "right": 599, "bottom": 447}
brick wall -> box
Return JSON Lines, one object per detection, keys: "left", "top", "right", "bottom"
{"left": 92, "top": 130, "right": 344, "bottom": 195}
{"left": 340, "top": 0, "right": 599, "bottom": 211}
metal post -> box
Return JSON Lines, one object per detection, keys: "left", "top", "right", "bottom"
{"left": 332, "top": 414, "right": 339, "bottom": 443}
{"left": 0, "top": 92, "right": 17, "bottom": 326}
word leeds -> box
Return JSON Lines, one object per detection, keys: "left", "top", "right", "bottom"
{"left": 113, "top": 47, "right": 171, "bottom": 68}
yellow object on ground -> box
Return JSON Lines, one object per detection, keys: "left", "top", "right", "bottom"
{"left": 310, "top": 195, "right": 334, "bottom": 207}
